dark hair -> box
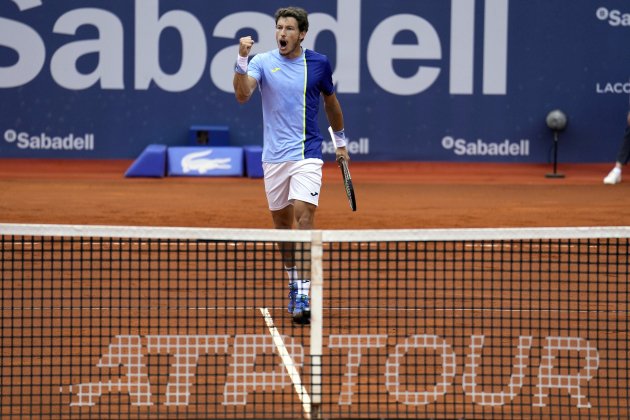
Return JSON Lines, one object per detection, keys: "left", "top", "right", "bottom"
{"left": 274, "top": 7, "right": 309, "bottom": 33}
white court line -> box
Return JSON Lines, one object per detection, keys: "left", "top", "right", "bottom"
{"left": 259, "top": 307, "right": 311, "bottom": 419}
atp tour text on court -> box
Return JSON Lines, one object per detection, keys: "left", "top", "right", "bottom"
{"left": 63, "top": 333, "right": 600, "bottom": 410}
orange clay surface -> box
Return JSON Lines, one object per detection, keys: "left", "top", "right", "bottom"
{"left": 0, "top": 159, "right": 628, "bottom": 229}
{"left": 0, "top": 159, "right": 628, "bottom": 420}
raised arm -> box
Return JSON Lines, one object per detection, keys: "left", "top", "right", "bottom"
{"left": 233, "top": 36, "right": 258, "bottom": 104}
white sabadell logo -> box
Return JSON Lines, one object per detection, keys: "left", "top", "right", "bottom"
{"left": 596, "top": 7, "right": 630, "bottom": 27}
{"left": 442, "top": 135, "right": 530, "bottom": 156}
{"left": 4, "top": 129, "right": 95, "bottom": 151}
{"left": 181, "top": 150, "right": 231, "bottom": 174}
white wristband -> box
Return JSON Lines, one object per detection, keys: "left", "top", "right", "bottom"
{"left": 328, "top": 126, "right": 347, "bottom": 148}
{"left": 235, "top": 55, "right": 248, "bottom": 74}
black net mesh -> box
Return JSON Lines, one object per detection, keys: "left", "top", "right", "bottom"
{"left": 1, "top": 226, "right": 628, "bottom": 419}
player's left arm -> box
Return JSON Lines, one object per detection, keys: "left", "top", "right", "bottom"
{"left": 323, "top": 92, "right": 349, "bottom": 162}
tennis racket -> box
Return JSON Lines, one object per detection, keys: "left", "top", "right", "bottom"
{"left": 337, "top": 156, "right": 356, "bottom": 212}
{"left": 328, "top": 126, "right": 357, "bottom": 211}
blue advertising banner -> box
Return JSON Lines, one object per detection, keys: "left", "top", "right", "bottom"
{"left": 0, "top": 0, "right": 628, "bottom": 162}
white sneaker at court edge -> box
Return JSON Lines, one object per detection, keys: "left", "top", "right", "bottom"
{"left": 603, "top": 167, "right": 621, "bottom": 185}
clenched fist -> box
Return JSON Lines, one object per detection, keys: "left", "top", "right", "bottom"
{"left": 239, "top": 36, "right": 254, "bottom": 57}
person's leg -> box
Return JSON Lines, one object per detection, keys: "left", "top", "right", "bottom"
{"left": 271, "top": 206, "right": 305, "bottom": 317}
{"left": 271, "top": 205, "right": 296, "bottom": 266}
{"left": 604, "top": 124, "right": 630, "bottom": 184}
{"left": 289, "top": 200, "right": 317, "bottom": 321}
{"left": 271, "top": 204, "right": 313, "bottom": 322}
{"left": 265, "top": 162, "right": 300, "bottom": 267}
{"left": 615, "top": 125, "right": 630, "bottom": 166}
{"left": 264, "top": 162, "right": 304, "bottom": 315}
{"left": 285, "top": 160, "right": 322, "bottom": 322}
{"left": 293, "top": 200, "right": 317, "bottom": 230}
{"left": 288, "top": 161, "right": 322, "bottom": 282}
{"left": 273, "top": 200, "right": 316, "bottom": 282}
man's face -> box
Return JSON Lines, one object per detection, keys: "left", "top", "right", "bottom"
{"left": 275, "top": 16, "right": 305, "bottom": 58}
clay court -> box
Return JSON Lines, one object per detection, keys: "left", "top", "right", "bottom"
{"left": 0, "top": 160, "right": 628, "bottom": 419}
{"left": 0, "top": 160, "right": 629, "bottom": 229}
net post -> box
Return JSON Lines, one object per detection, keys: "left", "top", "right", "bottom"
{"left": 309, "top": 230, "right": 323, "bottom": 419}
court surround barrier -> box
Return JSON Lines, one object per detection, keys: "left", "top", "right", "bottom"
{"left": 125, "top": 144, "right": 263, "bottom": 178}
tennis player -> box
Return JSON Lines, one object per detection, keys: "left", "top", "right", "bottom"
{"left": 233, "top": 6, "right": 349, "bottom": 323}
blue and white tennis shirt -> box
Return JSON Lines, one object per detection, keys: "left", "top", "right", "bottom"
{"left": 248, "top": 49, "right": 335, "bottom": 163}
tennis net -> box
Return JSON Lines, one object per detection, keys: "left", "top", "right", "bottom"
{"left": 0, "top": 224, "right": 628, "bottom": 419}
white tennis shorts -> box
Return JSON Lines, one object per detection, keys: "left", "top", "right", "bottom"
{"left": 263, "top": 158, "right": 323, "bottom": 211}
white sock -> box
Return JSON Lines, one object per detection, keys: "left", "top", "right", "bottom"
{"left": 298, "top": 279, "right": 310, "bottom": 297}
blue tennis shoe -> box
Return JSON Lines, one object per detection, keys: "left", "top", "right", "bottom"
{"left": 287, "top": 282, "right": 298, "bottom": 314}
{"left": 292, "top": 294, "right": 310, "bottom": 324}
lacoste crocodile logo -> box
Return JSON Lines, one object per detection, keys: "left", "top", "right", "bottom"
{"left": 181, "top": 150, "right": 231, "bottom": 174}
